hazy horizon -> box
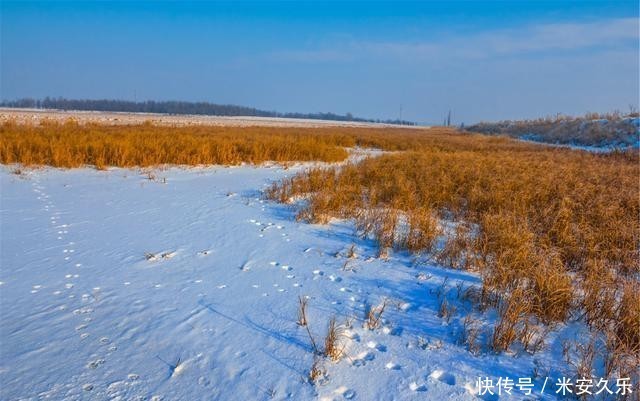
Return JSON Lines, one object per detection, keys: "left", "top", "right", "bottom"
{"left": 2, "top": 1, "right": 639, "bottom": 124}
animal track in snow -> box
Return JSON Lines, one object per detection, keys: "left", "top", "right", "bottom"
{"left": 87, "top": 358, "right": 106, "bottom": 369}
{"left": 352, "top": 351, "right": 375, "bottom": 367}
{"left": 429, "top": 369, "right": 456, "bottom": 385}
{"left": 334, "top": 386, "right": 356, "bottom": 399}
{"left": 385, "top": 362, "right": 401, "bottom": 370}
{"left": 366, "top": 341, "right": 387, "bottom": 352}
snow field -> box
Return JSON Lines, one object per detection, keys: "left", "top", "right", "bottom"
{"left": 1, "top": 164, "right": 576, "bottom": 400}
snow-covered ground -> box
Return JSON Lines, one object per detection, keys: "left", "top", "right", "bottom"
{"left": 0, "top": 162, "right": 593, "bottom": 401}
{"left": 517, "top": 135, "right": 639, "bottom": 153}
{"left": 0, "top": 108, "right": 425, "bottom": 129}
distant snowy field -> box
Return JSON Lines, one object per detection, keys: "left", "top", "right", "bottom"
{"left": 1, "top": 162, "right": 581, "bottom": 401}
{"left": 0, "top": 108, "right": 426, "bottom": 129}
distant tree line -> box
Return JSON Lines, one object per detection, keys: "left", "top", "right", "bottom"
{"left": 0, "top": 97, "right": 416, "bottom": 125}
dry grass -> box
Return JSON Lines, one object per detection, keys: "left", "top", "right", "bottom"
{"left": 459, "top": 314, "right": 482, "bottom": 355}
{"left": 3, "top": 118, "right": 638, "bottom": 376}
{"left": 323, "top": 317, "right": 345, "bottom": 361}
{"left": 297, "top": 296, "right": 309, "bottom": 327}
{"left": 466, "top": 112, "right": 639, "bottom": 147}
{"left": 0, "top": 119, "right": 445, "bottom": 168}
{"left": 438, "top": 297, "right": 457, "bottom": 324}
{"left": 268, "top": 129, "right": 639, "bottom": 372}
{"left": 308, "top": 355, "right": 326, "bottom": 384}
{"left": 365, "top": 299, "right": 388, "bottom": 330}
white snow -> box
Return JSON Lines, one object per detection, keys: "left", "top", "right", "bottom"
{"left": 0, "top": 164, "right": 586, "bottom": 400}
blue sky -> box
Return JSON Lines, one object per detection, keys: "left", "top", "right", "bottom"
{"left": 1, "top": 1, "right": 638, "bottom": 123}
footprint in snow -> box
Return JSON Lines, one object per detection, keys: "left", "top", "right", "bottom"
{"left": 352, "top": 351, "right": 374, "bottom": 367}
{"left": 409, "top": 382, "right": 427, "bottom": 392}
{"left": 334, "top": 386, "right": 356, "bottom": 399}
{"left": 366, "top": 341, "right": 387, "bottom": 352}
{"left": 382, "top": 326, "right": 403, "bottom": 336}
{"left": 385, "top": 362, "right": 401, "bottom": 370}
{"left": 429, "top": 369, "right": 456, "bottom": 385}
{"left": 87, "top": 359, "right": 105, "bottom": 369}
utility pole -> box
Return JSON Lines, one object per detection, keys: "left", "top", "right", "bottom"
{"left": 399, "top": 104, "right": 403, "bottom": 125}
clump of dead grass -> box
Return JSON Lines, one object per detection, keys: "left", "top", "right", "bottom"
{"left": 268, "top": 130, "right": 639, "bottom": 372}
